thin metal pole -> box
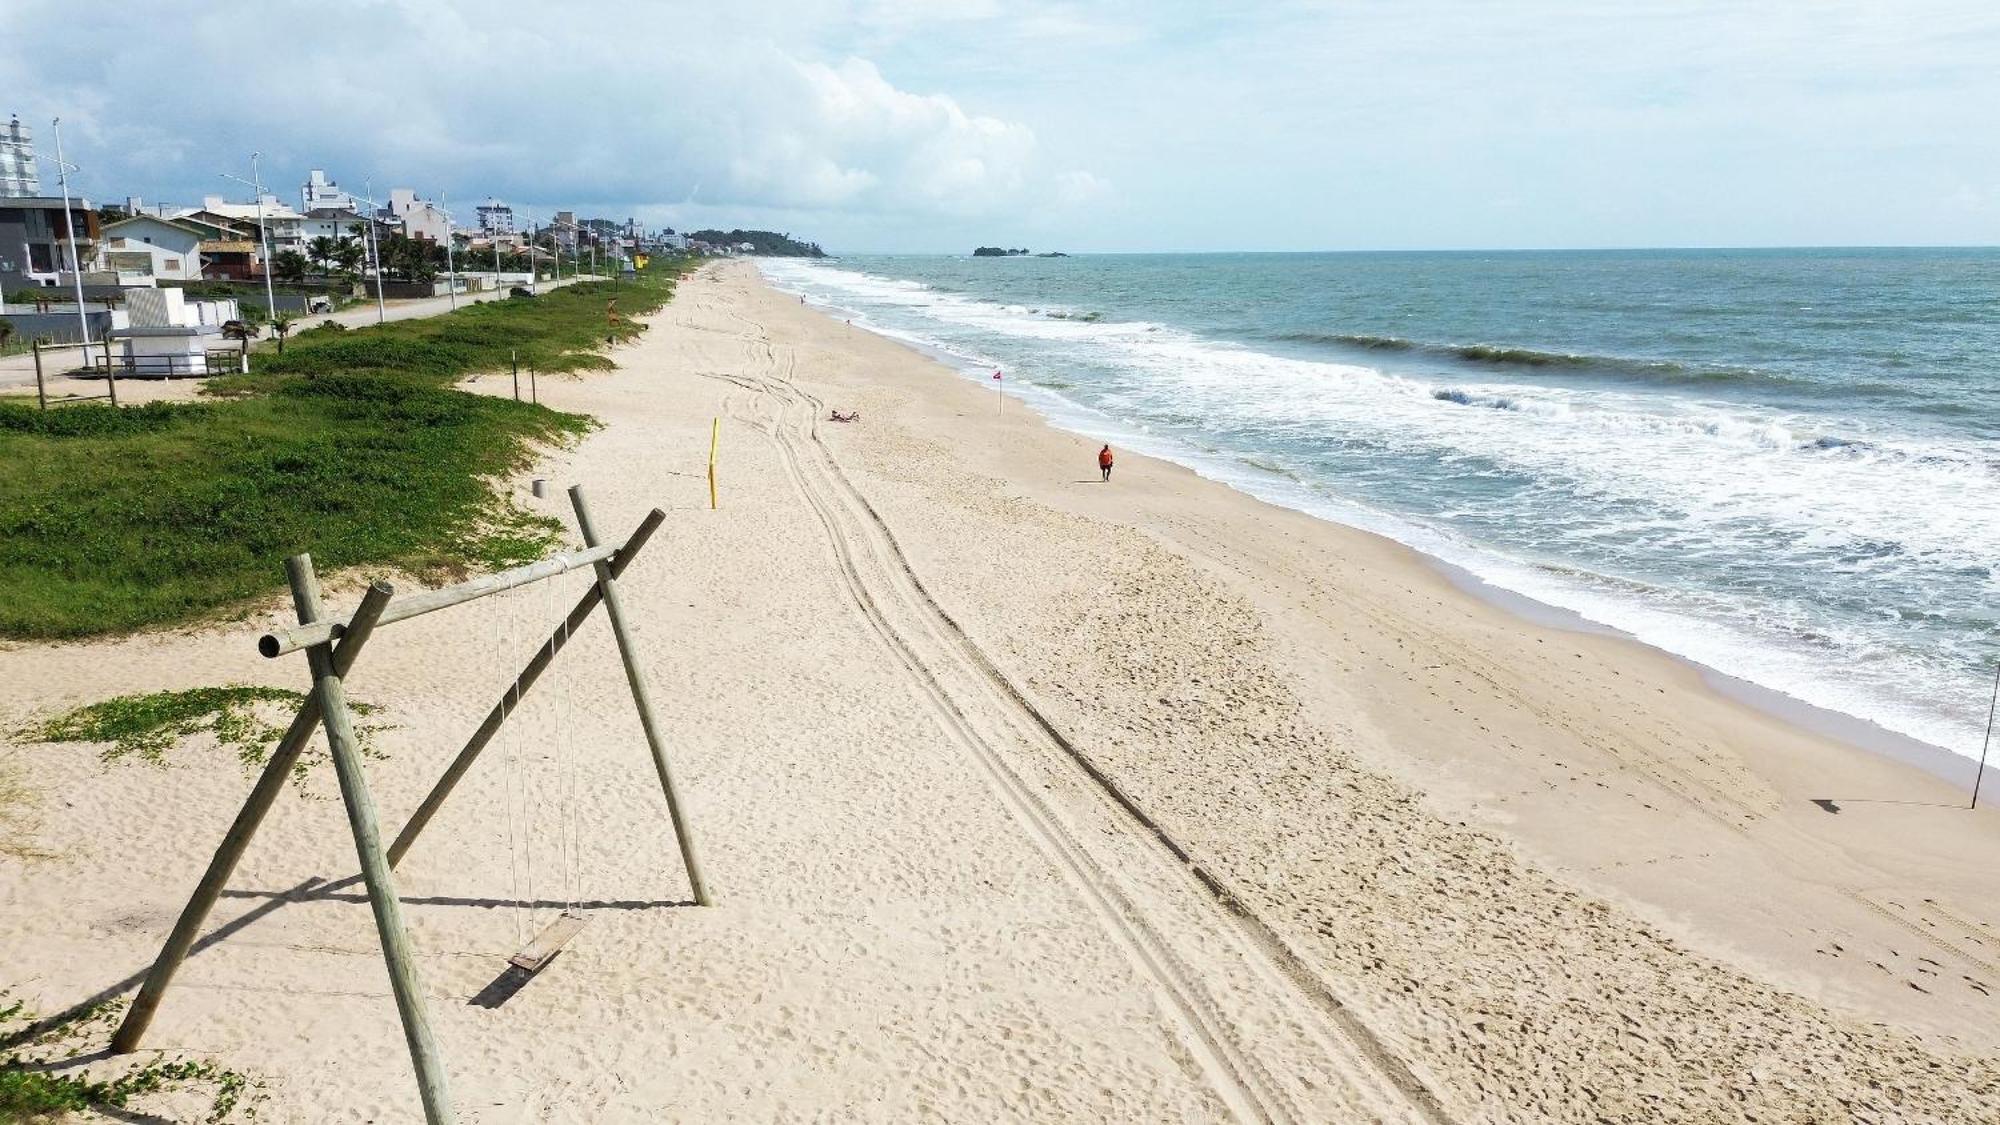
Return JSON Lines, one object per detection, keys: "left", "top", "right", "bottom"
{"left": 1975, "top": 663, "right": 1998, "bottom": 810}
{"left": 362, "top": 179, "right": 386, "bottom": 325}
{"left": 290, "top": 555, "right": 455, "bottom": 1124}
{"left": 223, "top": 156, "right": 278, "bottom": 331}
{"left": 387, "top": 509, "right": 665, "bottom": 867}
{"left": 440, "top": 189, "right": 457, "bottom": 311}
{"left": 113, "top": 582, "right": 395, "bottom": 1055}
{"left": 51, "top": 119, "right": 90, "bottom": 350}
{"left": 570, "top": 485, "right": 710, "bottom": 904}
{"left": 512, "top": 349, "right": 519, "bottom": 400}
{"left": 33, "top": 340, "right": 45, "bottom": 410}
{"left": 529, "top": 367, "right": 537, "bottom": 404}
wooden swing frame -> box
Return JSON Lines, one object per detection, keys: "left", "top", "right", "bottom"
{"left": 109, "top": 485, "right": 708, "bottom": 1125}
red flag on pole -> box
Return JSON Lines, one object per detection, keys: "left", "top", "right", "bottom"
{"left": 992, "top": 369, "right": 1002, "bottom": 380}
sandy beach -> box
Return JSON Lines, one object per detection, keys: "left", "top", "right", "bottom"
{"left": 3, "top": 259, "right": 1998, "bottom": 1122}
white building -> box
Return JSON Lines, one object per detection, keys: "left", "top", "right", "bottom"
{"left": 108, "top": 287, "right": 242, "bottom": 376}
{"left": 95, "top": 215, "right": 204, "bottom": 285}
{"left": 477, "top": 200, "right": 515, "bottom": 235}
{"left": 0, "top": 116, "right": 39, "bottom": 197}
{"left": 302, "top": 168, "right": 353, "bottom": 213}
{"left": 183, "top": 194, "right": 306, "bottom": 255}
{"left": 386, "top": 188, "right": 450, "bottom": 243}
{"left": 299, "top": 207, "right": 373, "bottom": 246}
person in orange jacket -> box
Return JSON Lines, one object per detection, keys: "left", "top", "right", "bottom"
{"left": 1098, "top": 443, "right": 1115, "bottom": 482}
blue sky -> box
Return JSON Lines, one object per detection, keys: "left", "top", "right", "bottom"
{"left": 4, "top": 0, "right": 1996, "bottom": 252}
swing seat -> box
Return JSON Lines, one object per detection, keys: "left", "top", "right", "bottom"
{"left": 508, "top": 911, "right": 587, "bottom": 973}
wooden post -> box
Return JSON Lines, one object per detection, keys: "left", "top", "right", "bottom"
{"left": 289, "top": 556, "right": 456, "bottom": 1124}
{"left": 511, "top": 349, "right": 519, "bottom": 401}
{"left": 569, "top": 486, "right": 710, "bottom": 905}
{"left": 708, "top": 418, "right": 719, "bottom": 510}
{"left": 113, "top": 583, "right": 395, "bottom": 1054}
{"left": 33, "top": 340, "right": 45, "bottom": 410}
{"left": 530, "top": 367, "right": 537, "bottom": 404}
{"left": 104, "top": 339, "right": 118, "bottom": 407}
{"left": 387, "top": 509, "right": 665, "bottom": 867}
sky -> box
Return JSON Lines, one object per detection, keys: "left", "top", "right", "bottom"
{"left": 4, "top": 0, "right": 1997, "bottom": 253}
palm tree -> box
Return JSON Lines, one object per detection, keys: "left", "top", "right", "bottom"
{"left": 333, "top": 237, "right": 365, "bottom": 278}
{"left": 221, "top": 319, "right": 256, "bottom": 355}
{"left": 307, "top": 236, "right": 338, "bottom": 275}
{"left": 379, "top": 233, "right": 415, "bottom": 281}
{"left": 273, "top": 250, "right": 308, "bottom": 284}
{"left": 270, "top": 314, "right": 295, "bottom": 354}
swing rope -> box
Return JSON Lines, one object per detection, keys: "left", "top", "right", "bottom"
{"left": 496, "top": 586, "right": 529, "bottom": 948}
{"left": 516, "top": 584, "right": 540, "bottom": 934}
{"left": 544, "top": 565, "right": 586, "bottom": 915}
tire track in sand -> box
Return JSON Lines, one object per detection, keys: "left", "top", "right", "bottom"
{"left": 686, "top": 294, "right": 1451, "bottom": 1124}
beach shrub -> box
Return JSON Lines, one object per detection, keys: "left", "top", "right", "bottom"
{"left": 23, "top": 684, "right": 386, "bottom": 778}
{"left": 0, "top": 996, "right": 260, "bottom": 1122}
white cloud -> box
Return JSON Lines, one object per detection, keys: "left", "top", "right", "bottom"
{"left": 0, "top": 0, "right": 1100, "bottom": 233}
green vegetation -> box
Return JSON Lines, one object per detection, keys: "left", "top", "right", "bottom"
{"left": 21, "top": 685, "right": 381, "bottom": 772}
{"left": 1, "top": 996, "right": 259, "bottom": 1122}
{"left": 0, "top": 260, "right": 689, "bottom": 639}
{"left": 685, "top": 229, "right": 826, "bottom": 257}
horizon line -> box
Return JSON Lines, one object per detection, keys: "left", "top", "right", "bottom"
{"left": 822, "top": 242, "right": 2000, "bottom": 257}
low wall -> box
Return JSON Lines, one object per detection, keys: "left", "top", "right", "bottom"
{"left": 1, "top": 310, "right": 117, "bottom": 346}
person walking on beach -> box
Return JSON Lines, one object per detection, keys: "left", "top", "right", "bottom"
{"left": 1098, "top": 443, "right": 1115, "bottom": 482}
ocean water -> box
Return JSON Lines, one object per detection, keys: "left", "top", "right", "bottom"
{"left": 759, "top": 249, "right": 2000, "bottom": 761}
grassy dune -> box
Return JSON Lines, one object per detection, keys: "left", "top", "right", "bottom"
{"left": 0, "top": 264, "right": 686, "bottom": 639}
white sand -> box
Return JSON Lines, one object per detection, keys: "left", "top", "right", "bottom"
{"left": 3, "top": 261, "right": 1997, "bottom": 1122}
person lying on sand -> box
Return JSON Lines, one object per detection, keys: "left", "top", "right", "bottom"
{"left": 829, "top": 410, "right": 860, "bottom": 422}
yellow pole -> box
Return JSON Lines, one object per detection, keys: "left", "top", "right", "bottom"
{"left": 708, "top": 417, "right": 719, "bottom": 510}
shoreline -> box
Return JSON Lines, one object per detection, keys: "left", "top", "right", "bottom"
{"left": 1427, "top": 553, "right": 1987, "bottom": 790}
{"left": 795, "top": 260, "right": 1994, "bottom": 794}
{"left": 765, "top": 259, "right": 1987, "bottom": 772}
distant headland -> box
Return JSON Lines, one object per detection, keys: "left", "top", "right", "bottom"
{"left": 687, "top": 229, "right": 827, "bottom": 257}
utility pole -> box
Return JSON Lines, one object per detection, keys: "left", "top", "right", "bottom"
{"left": 50, "top": 118, "right": 91, "bottom": 349}
{"left": 527, "top": 209, "right": 538, "bottom": 295}
{"left": 357, "top": 178, "right": 387, "bottom": 324}
{"left": 439, "top": 189, "right": 457, "bottom": 311}
{"left": 221, "top": 153, "right": 278, "bottom": 332}
{"left": 488, "top": 199, "right": 502, "bottom": 290}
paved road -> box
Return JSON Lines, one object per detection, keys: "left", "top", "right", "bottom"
{"left": 0, "top": 274, "right": 599, "bottom": 390}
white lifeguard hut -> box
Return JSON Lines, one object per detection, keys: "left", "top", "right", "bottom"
{"left": 107, "top": 287, "right": 245, "bottom": 377}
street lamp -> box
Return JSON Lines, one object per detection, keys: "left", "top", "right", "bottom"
{"left": 526, "top": 208, "right": 538, "bottom": 296}
{"left": 50, "top": 118, "right": 92, "bottom": 349}
{"left": 353, "top": 179, "right": 388, "bottom": 324}
{"left": 438, "top": 189, "right": 458, "bottom": 311}
{"left": 220, "top": 152, "right": 278, "bottom": 333}
{"left": 551, "top": 216, "right": 589, "bottom": 280}
{"left": 484, "top": 199, "right": 503, "bottom": 290}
